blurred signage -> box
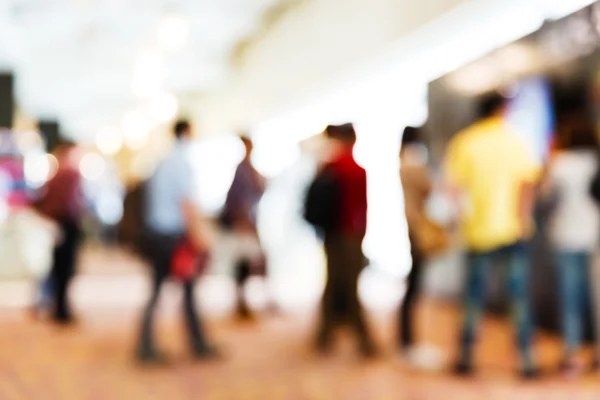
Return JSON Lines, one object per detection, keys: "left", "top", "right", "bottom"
{"left": 538, "top": 1, "right": 600, "bottom": 62}
{"left": 0, "top": 130, "right": 27, "bottom": 207}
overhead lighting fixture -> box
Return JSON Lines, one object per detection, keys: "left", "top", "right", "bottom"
{"left": 447, "top": 61, "right": 500, "bottom": 96}
{"left": 131, "top": 48, "right": 164, "bottom": 99}
{"left": 122, "top": 110, "right": 151, "bottom": 150}
{"left": 145, "top": 93, "right": 179, "bottom": 123}
{"left": 79, "top": 153, "right": 106, "bottom": 181}
{"left": 157, "top": 15, "right": 190, "bottom": 51}
{"left": 95, "top": 126, "right": 123, "bottom": 155}
{"left": 24, "top": 151, "right": 56, "bottom": 188}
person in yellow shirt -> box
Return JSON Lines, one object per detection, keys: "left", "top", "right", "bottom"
{"left": 445, "top": 93, "right": 540, "bottom": 378}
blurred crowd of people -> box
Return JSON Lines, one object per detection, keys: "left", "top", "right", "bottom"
{"left": 24, "top": 90, "right": 600, "bottom": 381}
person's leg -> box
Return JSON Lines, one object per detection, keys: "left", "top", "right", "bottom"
{"left": 587, "top": 252, "right": 600, "bottom": 366}
{"left": 455, "top": 250, "right": 490, "bottom": 372}
{"left": 137, "top": 261, "right": 168, "bottom": 360}
{"left": 316, "top": 236, "right": 343, "bottom": 352}
{"left": 183, "top": 278, "right": 216, "bottom": 358}
{"left": 555, "top": 252, "right": 584, "bottom": 359}
{"left": 343, "top": 236, "right": 376, "bottom": 357}
{"left": 52, "top": 221, "right": 80, "bottom": 323}
{"left": 400, "top": 239, "right": 423, "bottom": 351}
{"left": 234, "top": 259, "right": 252, "bottom": 319}
{"left": 506, "top": 243, "right": 536, "bottom": 376}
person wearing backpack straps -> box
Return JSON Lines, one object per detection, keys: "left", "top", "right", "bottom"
{"left": 310, "top": 123, "right": 377, "bottom": 358}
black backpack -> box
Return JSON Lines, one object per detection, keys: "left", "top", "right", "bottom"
{"left": 303, "top": 167, "right": 340, "bottom": 235}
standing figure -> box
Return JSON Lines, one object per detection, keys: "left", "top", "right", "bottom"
{"left": 548, "top": 129, "right": 600, "bottom": 376}
{"left": 220, "top": 135, "right": 268, "bottom": 320}
{"left": 308, "top": 123, "right": 376, "bottom": 358}
{"left": 445, "top": 93, "right": 540, "bottom": 378}
{"left": 37, "top": 141, "right": 84, "bottom": 324}
{"left": 137, "top": 120, "right": 217, "bottom": 363}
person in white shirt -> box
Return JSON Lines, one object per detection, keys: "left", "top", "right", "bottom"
{"left": 547, "top": 129, "right": 600, "bottom": 376}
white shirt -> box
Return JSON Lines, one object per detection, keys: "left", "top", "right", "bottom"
{"left": 549, "top": 150, "right": 600, "bottom": 252}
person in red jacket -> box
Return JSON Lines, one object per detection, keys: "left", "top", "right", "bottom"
{"left": 314, "top": 123, "right": 376, "bottom": 358}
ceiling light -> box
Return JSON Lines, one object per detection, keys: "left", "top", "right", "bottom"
{"left": 131, "top": 49, "right": 164, "bottom": 99}
{"left": 24, "top": 151, "right": 53, "bottom": 188}
{"left": 145, "top": 93, "right": 179, "bottom": 123}
{"left": 95, "top": 126, "right": 123, "bottom": 155}
{"left": 122, "top": 110, "right": 151, "bottom": 150}
{"left": 157, "top": 15, "right": 190, "bottom": 51}
{"left": 79, "top": 153, "right": 106, "bottom": 181}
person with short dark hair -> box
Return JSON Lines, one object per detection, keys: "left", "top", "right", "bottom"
{"left": 445, "top": 92, "right": 540, "bottom": 378}
{"left": 313, "top": 123, "right": 377, "bottom": 358}
{"left": 174, "top": 120, "right": 191, "bottom": 139}
{"left": 137, "top": 119, "right": 218, "bottom": 363}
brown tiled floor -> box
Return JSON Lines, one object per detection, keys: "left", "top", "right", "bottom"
{"left": 1, "top": 300, "right": 599, "bottom": 399}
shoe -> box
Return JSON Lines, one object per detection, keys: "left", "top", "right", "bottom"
{"left": 235, "top": 302, "right": 255, "bottom": 321}
{"left": 137, "top": 351, "right": 170, "bottom": 366}
{"left": 192, "top": 345, "right": 222, "bottom": 361}
{"left": 520, "top": 367, "right": 541, "bottom": 380}
{"left": 402, "top": 345, "right": 446, "bottom": 371}
{"left": 53, "top": 314, "right": 78, "bottom": 326}
{"left": 590, "top": 358, "right": 600, "bottom": 372}
{"left": 559, "top": 356, "right": 584, "bottom": 379}
{"left": 453, "top": 361, "right": 474, "bottom": 377}
{"left": 358, "top": 343, "right": 378, "bottom": 359}
{"left": 315, "top": 337, "right": 332, "bottom": 355}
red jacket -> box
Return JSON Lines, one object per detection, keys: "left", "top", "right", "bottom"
{"left": 327, "top": 149, "right": 368, "bottom": 237}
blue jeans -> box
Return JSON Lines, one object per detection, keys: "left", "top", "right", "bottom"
{"left": 555, "top": 251, "right": 592, "bottom": 354}
{"left": 460, "top": 242, "right": 534, "bottom": 366}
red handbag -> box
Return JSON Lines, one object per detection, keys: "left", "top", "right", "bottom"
{"left": 171, "top": 241, "right": 208, "bottom": 281}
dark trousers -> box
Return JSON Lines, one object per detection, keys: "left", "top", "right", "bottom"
{"left": 50, "top": 220, "right": 81, "bottom": 322}
{"left": 138, "top": 232, "right": 208, "bottom": 355}
{"left": 317, "top": 234, "right": 373, "bottom": 350}
{"left": 399, "top": 236, "right": 423, "bottom": 349}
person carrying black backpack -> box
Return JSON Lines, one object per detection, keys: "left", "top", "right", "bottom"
{"left": 305, "top": 123, "right": 377, "bottom": 358}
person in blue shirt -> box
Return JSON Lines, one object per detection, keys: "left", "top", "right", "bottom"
{"left": 137, "top": 119, "right": 218, "bottom": 364}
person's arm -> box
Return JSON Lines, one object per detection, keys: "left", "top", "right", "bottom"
{"left": 182, "top": 199, "right": 208, "bottom": 252}
{"left": 518, "top": 181, "right": 536, "bottom": 239}
{"left": 514, "top": 140, "right": 542, "bottom": 239}
{"left": 357, "top": 170, "right": 368, "bottom": 238}
{"left": 179, "top": 163, "right": 208, "bottom": 252}
{"left": 442, "top": 138, "right": 465, "bottom": 225}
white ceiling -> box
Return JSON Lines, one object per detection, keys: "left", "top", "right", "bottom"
{"left": 0, "top": 0, "right": 281, "bottom": 141}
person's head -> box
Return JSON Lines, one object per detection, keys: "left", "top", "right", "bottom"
{"left": 324, "top": 123, "right": 357, "bottom": 148}
{"left": 478, "top": 92, "right": 507, "bottom": 119}
{"left": 53, "top": 139, "right": 77, "bottom": 166}
{"left": 174, "top": 119, "right": 192, "bottom": 141}
{"left": 561, "top": 128, "right": 598, "bottom": 151}
{"left": 240, "top": 135, "right": 254, "bottom": 158}
{"left": 401, "top": 126, "right": 421, "bottom": 149}
{"left": 400, "top": 126, "right": 428, "bottom": 165}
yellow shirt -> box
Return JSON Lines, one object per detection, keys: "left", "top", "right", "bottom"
{"left": 445, "top": 117, "right": 540, "bottom": 251}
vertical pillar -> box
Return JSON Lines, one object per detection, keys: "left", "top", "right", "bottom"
{"left": 0, "top": 73, "right": 14, "bottom": 129}
{"left": 38, "top": 120, "right": 60, "bottom": 152}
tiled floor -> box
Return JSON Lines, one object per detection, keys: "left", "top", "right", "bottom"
{"left": 1, "top": 246, "right": 599, "bottom": 399}
{"left": 1, "top": 300, "right": 600, "bottom": 399}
